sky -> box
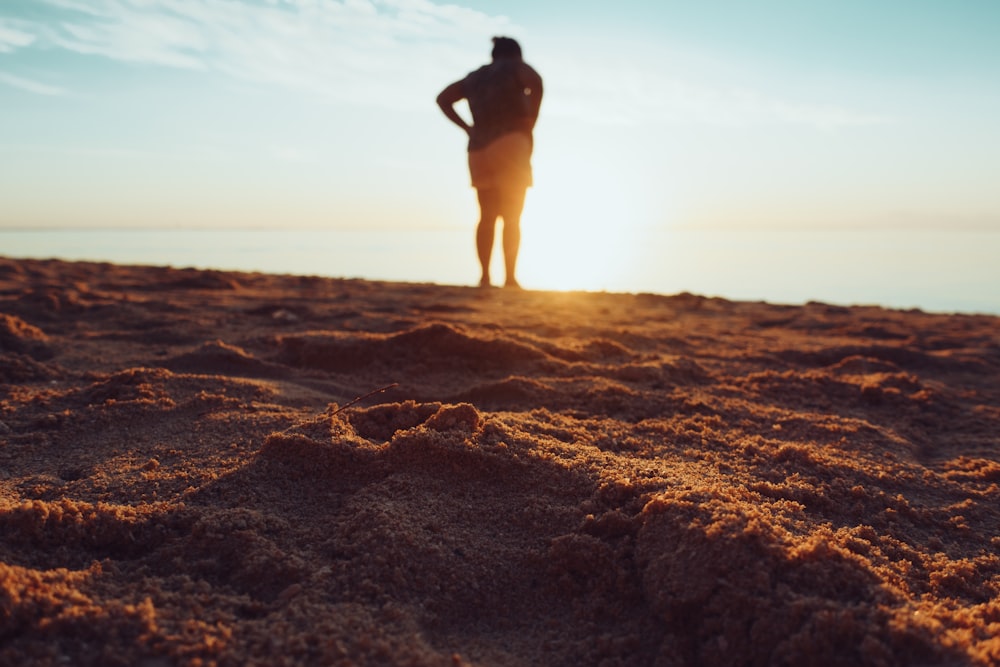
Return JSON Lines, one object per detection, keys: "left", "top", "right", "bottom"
{"left": 1, "top": 0, "right": 999, "bottom": 242}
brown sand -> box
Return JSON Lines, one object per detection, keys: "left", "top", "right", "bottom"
{"left": 1, "top": 256, "right": 998, "bottom": 666}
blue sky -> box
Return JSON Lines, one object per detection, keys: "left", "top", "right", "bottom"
{"left": 1, "top": 0, "right": 998, "bottom": 234}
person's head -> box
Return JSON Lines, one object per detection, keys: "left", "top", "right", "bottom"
{"left": 491, "top": 36, "right": 522, "bottom": 61}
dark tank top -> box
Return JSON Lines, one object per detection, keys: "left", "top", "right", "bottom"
{"left": 462, "top": 60, "right": 533, "bottom": 151}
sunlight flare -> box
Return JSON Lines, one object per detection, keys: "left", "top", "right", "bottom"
{"left": 517, "top": 148, "right": 646, "bottom": 292}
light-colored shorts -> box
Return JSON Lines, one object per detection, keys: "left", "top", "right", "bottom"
{"left": 468, "top": 132, "right": 533, "bottom": 192}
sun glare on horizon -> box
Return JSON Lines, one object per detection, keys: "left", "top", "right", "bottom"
{"left": 515, "top": 146, "right": 651, "bottom": 292}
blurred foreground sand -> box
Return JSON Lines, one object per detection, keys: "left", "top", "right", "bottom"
{"left": 2, "top": 257, "right": 999, "bottom": 666}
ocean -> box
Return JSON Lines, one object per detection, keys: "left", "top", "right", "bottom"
{"left": 2, "top": 227, "right": 998, "bottom": 315}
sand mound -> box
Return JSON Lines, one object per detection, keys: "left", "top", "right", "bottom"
{"left": 1, "top": 257, "right": 999, "bottom": 666}
{"left": 273, "top": 322, "right": 548, "bottom": 374}
{"left": 165, "top": 340, "right": 289, "bottom": 379}
{"left": 0, "top": 313, "right": 53, "bottom": 360}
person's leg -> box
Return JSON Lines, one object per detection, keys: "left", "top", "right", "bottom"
{"left": 499, "top": 188, "right": 527, "bottom": 288}
{"left": 476, "top": 188, "right": 502, "bottom": 287}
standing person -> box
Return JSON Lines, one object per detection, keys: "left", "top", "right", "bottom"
{"left": 437, "top": 36, "right": 543, "bottom": 289}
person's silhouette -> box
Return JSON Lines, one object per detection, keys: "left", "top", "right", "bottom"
{"left": 437, "top": 37, "right": 543, "bottom": 288}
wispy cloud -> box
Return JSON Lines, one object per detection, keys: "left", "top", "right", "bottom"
{"left": 0, "top": 70, "right": 65, "bottom": 95}
{"left": 6, "top": 0, "right": 514, "bottom": 107}
{"left": 3, "top": 1, "right": 884, "bottom": 128}
{"left": 0, "top": 20, "right": 37, "bottom": 52}
{"left": 544, "top": 52, "right": 889, "bottom": 130}
{"left": 643, "top": 79, "right": 888, "bottom": 129}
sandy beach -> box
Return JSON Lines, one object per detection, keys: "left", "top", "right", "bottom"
{"left": 1, "top": 256, "right": 998, "bottom": 666}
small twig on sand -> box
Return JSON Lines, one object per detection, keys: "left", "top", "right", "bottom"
{"left": 330, "top": 383, "right": 400, "bottom": 417}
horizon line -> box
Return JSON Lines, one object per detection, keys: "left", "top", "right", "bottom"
{"left": 1, "top": 223, "right": 999, "bottom": 234}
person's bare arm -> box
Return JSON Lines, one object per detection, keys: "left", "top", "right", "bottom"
{"left": 436, "top": 81, "right": 471, "bottom": 135}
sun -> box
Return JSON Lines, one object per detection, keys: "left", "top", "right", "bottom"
{"left": 517, "top": 215, "right": 630, "bottom": 292}
{"left": 515, "top": 153, "right": 644, "bottom": 292}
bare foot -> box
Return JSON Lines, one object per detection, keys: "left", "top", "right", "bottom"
{"left": 504, "top": 279, "right": 521, "bottom": 289}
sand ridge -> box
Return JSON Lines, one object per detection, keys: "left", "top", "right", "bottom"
{"left": 1, "top": 257, "right": 999, "bottom": 666}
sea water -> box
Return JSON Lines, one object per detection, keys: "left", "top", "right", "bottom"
{"left": 1, "top": 227, "right": 998, "bottom": 315}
